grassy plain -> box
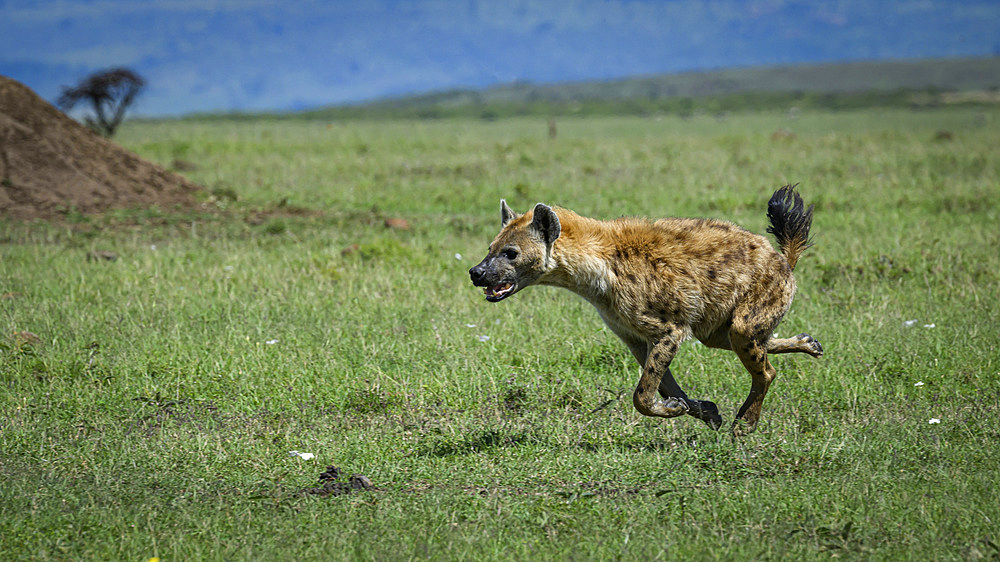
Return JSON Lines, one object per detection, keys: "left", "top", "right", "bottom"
{"left": 2, "top": 107, "right": 999, "bottom": 560}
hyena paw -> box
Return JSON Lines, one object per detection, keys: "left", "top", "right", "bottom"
{"left": 731, "top": 417, "right": 759, "bottom": 437}
{"left": 689, "top": 400, "right": 722, "bottom": 431}
{"left": 795, "top": 333, "right": 824, "bottom": 358}
{"left": 660, "top": 396, "right": 690, "bottom": 418}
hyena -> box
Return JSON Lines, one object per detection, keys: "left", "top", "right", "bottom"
{"left": 469, "top": 185, "right": 823, "bottom": 435}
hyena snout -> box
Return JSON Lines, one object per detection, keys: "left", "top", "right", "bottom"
{"left": 469, "top": 262, "right": 488, "bottom": 285}
{"left": 469, "top": 258, "right": 518, "bottom": 302}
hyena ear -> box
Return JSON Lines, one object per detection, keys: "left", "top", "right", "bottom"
{"left": 500, "top": 199, "right": 519, "bottom": 227}
{"left": 531, "top": 203, "right": 561, "bottom": 246}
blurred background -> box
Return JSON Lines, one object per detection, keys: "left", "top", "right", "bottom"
{"left": 3, "top": 0, "right": 999, "bottom": 118}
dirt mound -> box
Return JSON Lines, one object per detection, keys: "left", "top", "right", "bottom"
{"left": 0, "top": 75, "right": 201, "bottom": 220}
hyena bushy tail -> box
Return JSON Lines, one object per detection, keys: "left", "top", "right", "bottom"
{"left": 766, "top": 184, "right": 814, "bottom": 270}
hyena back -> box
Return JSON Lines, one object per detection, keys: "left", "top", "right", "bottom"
{"left": 469, "top": 185, "right": 823, "bottom": 436}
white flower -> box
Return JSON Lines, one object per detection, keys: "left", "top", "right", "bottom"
{"left": 150, "top": 244, "right": 157, "bottom": 251}
{"left": 265, "top": 339, "right": 279, "bottom": 345}
{"left": 903, "top": 320, "right": 918, "bottom": 327}
{"left": 289, "top": 451, "right": 315, "bottom": 460}
{"left": 478, "top": 335, "right": 490, "bottom": 342}
{"left": 224, "top": 265, "right": 234, "bottom": 271}
{"left": 928, "top": 418, "right": 941, "bottom": 424}
{"left": 914, "top": 381, "right": 924, "bottom": 387}
{"left": 465, "top": 323, "right": 476, "bottom": 328}
{"left": 923, "top": 323, "right": 936, "bottom": 329}
{"left": 454, "top": 253, "right": 462, "bottom": 260}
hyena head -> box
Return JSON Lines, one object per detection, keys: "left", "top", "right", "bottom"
{"left": 469, "top": 200, "right": 561, "bottom": 302}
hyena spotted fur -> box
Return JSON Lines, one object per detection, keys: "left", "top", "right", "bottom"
{"left": 469, "top": 185, "right": 823, "bottom": 436}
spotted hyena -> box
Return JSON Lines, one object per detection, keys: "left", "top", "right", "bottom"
{"left": 469, "top": 185, "right": 823, "bottom": 435}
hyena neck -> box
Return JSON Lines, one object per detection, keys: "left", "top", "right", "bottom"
{"left": 540, "top": 211, "right": 617, "bottom": 304}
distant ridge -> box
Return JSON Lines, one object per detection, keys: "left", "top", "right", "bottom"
{"left": 202, "top": 56, "right": 1000, "bottom": 120}
{"left": 356, "top": 56, "right": 1000, "bottom": 107}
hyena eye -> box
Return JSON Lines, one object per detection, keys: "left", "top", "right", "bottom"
{"left": 502, "top": 248, "right": 519, "bottom": 260}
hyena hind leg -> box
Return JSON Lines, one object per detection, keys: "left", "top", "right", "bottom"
{"left": 729, "top": 333, "right": 777, "bottom": 437}
{"left": 766, "top": 333, "right": 823, "bottom": 357}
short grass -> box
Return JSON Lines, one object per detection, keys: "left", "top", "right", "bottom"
{"left": 2, "top": 107, "right": 999, "bottom": 560}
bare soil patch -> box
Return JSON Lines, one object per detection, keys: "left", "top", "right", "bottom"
{"left": 0, "top": 75, "right": 201, "bottom": 220}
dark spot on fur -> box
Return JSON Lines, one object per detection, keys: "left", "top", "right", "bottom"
{"left": 652, "top": 352, "right": 662, "bottom": 362}
{"left": 626, "top": 274, "right": 638, "bottom": 283}
{"left": 749, "top": 244, "right": 758, "bottom": 251}
{"left": 707, "top": 269, "right": 716, "bottom": 279}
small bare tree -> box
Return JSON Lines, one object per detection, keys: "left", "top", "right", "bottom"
{"left": 57, "top": 68, "right": 146, "bottom": 138}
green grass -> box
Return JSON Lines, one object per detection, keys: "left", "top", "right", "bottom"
{"left": 2, "top": 107, "right": 999, "bottom": 560}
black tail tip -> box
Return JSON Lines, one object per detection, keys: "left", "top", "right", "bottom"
{"left": 766, "top": 183, "right": 814, "bottom": 260}
{"left": 769, "top": 183, "right": 803, "bottom": 210}
{"left": 767, "top": 184, "right": 811, "bottom": 232}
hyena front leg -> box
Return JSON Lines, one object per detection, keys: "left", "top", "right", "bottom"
{"left": 632, "top": 326, "right": 689, "bottom": 419}
{"left": 657, "top": 368, "right": 723, "bottom": 431}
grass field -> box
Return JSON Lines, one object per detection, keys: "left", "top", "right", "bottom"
{"left": 2, "top": 107, "right": 999, "bottom": 560}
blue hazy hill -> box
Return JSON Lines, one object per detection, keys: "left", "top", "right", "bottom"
{"left": 2, "top": 0, "right": 998, "bottom": 116}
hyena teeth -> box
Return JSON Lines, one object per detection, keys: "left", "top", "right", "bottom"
{"left": 484, "top": 283, "right": 513, "bottom": 299}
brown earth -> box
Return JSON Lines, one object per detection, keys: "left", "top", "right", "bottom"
{"left": 0, "top": 75, "right": 201, "bottom": 220}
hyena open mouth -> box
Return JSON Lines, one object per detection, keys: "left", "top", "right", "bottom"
{"left": 484, "top": 282, "right": 516, "bottom": 302}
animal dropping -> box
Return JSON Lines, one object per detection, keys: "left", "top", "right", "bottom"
{"left": 470, "top": 185, "right": 823, "bottom": 436}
